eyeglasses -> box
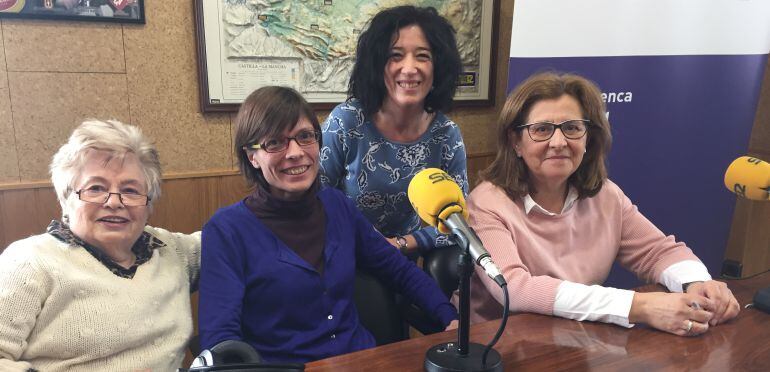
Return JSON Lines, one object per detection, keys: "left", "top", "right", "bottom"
{"left": 75, "top": 189, "right": 150, "bottom": 206}
{"left": 247, "top": 130, "right": 321, "bottom": 153}
{"left": 515, "top": 119, "right": 590, "bottom": 142}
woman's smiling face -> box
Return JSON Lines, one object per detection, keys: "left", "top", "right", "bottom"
{"left": 514, "top": 94, "right": 588, "bottom": 191}
{"left": 382, "top": 24, "right": 434, "bottom": 110}
{"left": 248, "top": 116, "right": 320, "bottom": 201}
{"left": 68, "top": 150, "right": 151, "bottom": 253}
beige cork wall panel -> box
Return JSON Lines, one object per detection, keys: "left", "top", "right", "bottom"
{"left": 2, "top": 19, "right": 125, "bottom": 73}
{"left": 122, "top": 0, "right": 232, "bottom": 174}
{"left": 228, "top": 112, "right": 241, "bottom": 169}
{"left": 8, "top": 71, "right": 130, "bottom": 181}
{"left": 0, "top": 78, "right": 15, "bottom": 183}
{"left": 450, "top": 107, "right": 499, "bottom": 154}
{"left": 0, "top": 24, "right": 20, "bottom": 183}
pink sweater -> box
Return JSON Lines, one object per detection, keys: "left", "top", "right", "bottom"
{"left": 464, "top": 180, "right": 701, "bottom": 324}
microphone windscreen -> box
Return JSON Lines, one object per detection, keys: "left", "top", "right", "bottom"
{"left": 724, "top": 156, "right": 770, "bottom": 201}
{"left": 408, "top": 168, "right": 468, "bottom": 233}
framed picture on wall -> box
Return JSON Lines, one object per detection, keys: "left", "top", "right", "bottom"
{"left": 194, "top": 0, "right": 498, "bottom": 112}
{"left": 0, "top": 0, "right": 145, "bottom": 24}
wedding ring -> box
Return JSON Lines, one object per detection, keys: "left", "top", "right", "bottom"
{"left": 685, "top": 320, "right": 693, "bottom": 333}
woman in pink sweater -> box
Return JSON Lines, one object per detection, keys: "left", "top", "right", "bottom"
{"left": 466, "top": 72, "right": 739, "bottom": 336}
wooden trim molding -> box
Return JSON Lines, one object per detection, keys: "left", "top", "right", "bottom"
{"left": 0, "top": 180, "right": 53, "bottom": 191}
{"left": 0, "top": 168, "right": 241, "bottom": 191}
{"left": 467, "top": 151, "right": 495, "bottom": 159}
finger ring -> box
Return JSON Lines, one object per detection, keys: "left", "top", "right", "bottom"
{"left": 685, "top": 320, "right": 693, "bottom": 333}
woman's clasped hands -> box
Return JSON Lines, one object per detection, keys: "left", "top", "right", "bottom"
{"left": 629, "top": 281, "right": 739, "bottom": 337}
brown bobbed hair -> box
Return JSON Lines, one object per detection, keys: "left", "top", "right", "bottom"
{"left": 479, "top": 72, "right": 612, "bottom": 200}
{"left": 234, "top": 86, "right": 321, "bottom": 188}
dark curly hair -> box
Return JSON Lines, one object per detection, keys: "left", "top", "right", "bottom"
{"left": 480, "top": 72, "right": 613, "bottom": 200}
{"left": 234, "top": 86, "right": 321, "bottom": 188}
{"left": 348, "top": 5, "right": 462, "bottom": 116}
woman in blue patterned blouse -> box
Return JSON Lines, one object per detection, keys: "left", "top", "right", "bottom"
{"left": 321, "top": 6, "right": 468, "bottom": 255}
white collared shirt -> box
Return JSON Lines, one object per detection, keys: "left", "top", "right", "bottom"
{"left": 522, "top": 187, "right": 580, "bottom": 215}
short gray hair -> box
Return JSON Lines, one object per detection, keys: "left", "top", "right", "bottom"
{"left": 50, "top": 119, "right": 162, "bottom": 214}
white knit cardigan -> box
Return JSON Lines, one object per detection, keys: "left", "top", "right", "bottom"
{"left": 0, "top": 226, "right": 200, "bottom": 372}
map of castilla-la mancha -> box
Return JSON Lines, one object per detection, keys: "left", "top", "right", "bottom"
{"left": 221, "top": 0, "right": 483, "bottom": 95}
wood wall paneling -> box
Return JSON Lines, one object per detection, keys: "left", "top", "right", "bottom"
{"left": 0, "top": 155, "right": 495, "bottom": 253}
{"left": 0, "top": 173, "right": 247, "bottom": 252}
{"left": 0, "top": 24, "right": 19, "bottom": 184}
{"left": 0, "top": 187, "right": 59, "bottom": 249}
{"left": 467, "top": 152, "right": 495, "bottom": 188}
{"left": 146, "top": 173, "right": 249, "bottom": 234}
{"left": 724, "top": 198, "right": 770, "bottom": 277}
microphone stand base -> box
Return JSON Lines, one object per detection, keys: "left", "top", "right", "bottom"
{"left": 424, "top": 342, "right": 502, "bottom": 372}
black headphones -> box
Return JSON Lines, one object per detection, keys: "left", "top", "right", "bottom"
{"left": 180, "top": 340, "right": 305, "bottom": 372}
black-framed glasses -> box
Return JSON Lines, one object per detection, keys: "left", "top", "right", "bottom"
{"left": 75, "top": 189, "right": 150, "bottom": 206}
{"left": 247, "top": 130, "right": 321, "bottom": 153}
{"left": 515, "top": 119, "right": 590, "bottom": 142}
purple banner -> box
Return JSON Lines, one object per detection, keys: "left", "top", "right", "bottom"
{"left": 507, "top": 54, "right": 768, "bottom": 287}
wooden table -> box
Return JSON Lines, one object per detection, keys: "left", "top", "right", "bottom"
{"left": 307, "top": 274, "right": 770, "bottom": 371}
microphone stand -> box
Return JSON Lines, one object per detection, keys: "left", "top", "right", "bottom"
{"left": 424, "top": 230, "right": 502, "bottom": 372}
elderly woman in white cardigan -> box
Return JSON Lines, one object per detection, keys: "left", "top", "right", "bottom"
{"left": 0, "top": 120, "right": 200, "bottom": 372}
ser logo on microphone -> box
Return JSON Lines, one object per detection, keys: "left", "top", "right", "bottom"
{"left": 428, "top": 172, "right": 454, "bottom": 184}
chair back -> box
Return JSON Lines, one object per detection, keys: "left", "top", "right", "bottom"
{"left": 353, "top": 270, "right": 409, "bottom": 345}
{"left": 422, "top": 244, "right": 462, "bottom": 298}
{"left": 354, "top": 245, "right": 464, "bottom": 344}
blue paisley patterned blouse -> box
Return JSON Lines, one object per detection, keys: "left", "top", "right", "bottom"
{"left": 320, "top": 99, "right": 468, "bottom": 252}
